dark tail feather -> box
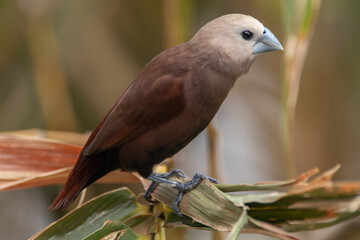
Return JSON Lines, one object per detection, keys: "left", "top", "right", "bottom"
{"left": 48, "top": 149, "right": 119, "bottom": 211}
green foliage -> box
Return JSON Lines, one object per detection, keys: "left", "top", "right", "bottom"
{"left": 84, "top": 221, "right": 150, "bottom": 240}
{"left": 31, "top": 167, "right": 360, "bottom": 240}
{"left": 31, "top": 188, "right": 150, "bottom": 240}
{"left": 226, "top": 209, "right": 248, "bottom": 240}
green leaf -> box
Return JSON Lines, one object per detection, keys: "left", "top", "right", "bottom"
{"left": 124, "top": 215, "right": 152, "bottom": 228}
{"left": 248, "top": 217, "right": 297, "bottom": 240}
{"left": 248, "top": 208, "right": 326, "bottom": 223}
{"left": 226, "top": 192, "right": 286, "bottom": 206}
{"left": 30, "top": 188, "right": 149, "bottom": 240}
{"left": 216, "top": 183, "right": 292, "bottom": 192}
{"left": 226, "top": 209, "right": 248, "bottom": 240}
{"left": 84, "top": 220, "right": 150, "bottom": 240}
{"left": 280, "top": 211, "right": 360, "bottom": 232}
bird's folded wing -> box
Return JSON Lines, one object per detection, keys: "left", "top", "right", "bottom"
{"left": 83, "top": 68, "right": 187, "bottom": 155}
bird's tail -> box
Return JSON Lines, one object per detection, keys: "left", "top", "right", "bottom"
{"left": 48, "top": 149, "right": 119, "bottom": 211}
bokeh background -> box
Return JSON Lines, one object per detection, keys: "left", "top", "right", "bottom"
{"left": 0, "top": 0, "right": 360, "bottom": 239}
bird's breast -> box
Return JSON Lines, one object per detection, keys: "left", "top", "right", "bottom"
{"left": 184, "top": 67, "right": 236, "bottom": 111}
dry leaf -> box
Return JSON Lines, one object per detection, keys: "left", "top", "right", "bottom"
{"left": 0, "top": 131, "right": 139, "bottom": 190}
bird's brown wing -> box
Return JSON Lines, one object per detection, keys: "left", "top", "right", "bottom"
{"left": 49, "top": 61, "right": 188, "bottom": 211}
{"left": 83, "top": 65, "right": 187, "bottom": 156}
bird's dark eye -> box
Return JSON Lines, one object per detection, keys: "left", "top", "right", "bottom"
{"left": 241, "top": 30, "right": 253, "bottom": 40}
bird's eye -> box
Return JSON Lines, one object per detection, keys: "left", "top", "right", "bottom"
{"left": 241, "top": 30, "right": 253, "bottom": 40}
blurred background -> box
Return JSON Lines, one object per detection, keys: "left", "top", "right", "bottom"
{"left": 0, "top": 0, "right": 360, "bottom": 239}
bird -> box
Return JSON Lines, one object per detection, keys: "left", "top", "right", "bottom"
{"left": 49, "top": 14, "right": 283, "bottom": 213}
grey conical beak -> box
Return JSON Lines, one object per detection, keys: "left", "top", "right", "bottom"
{"left": 253, "top": 27, "right": 283, "bottom": 54}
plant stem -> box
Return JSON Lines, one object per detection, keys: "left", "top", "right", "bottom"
{"left": 282, "top": 0, "right": 323, "bottom": 178}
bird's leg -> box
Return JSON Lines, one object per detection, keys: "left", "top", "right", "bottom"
{"left": 145, "top": 170, "right": 218, "bottom": 216}
{"left": 144, "top": 169, "right": 187, "bottom": 202}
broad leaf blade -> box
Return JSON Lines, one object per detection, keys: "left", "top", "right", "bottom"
{"left": 84, "top": 220, "right": 150, "bottom": 240}
{"left": 0, "top": 135, "right": 139, "bottom": 190}
{"left": 30, "top": 188, "right": 149, "bottom": 240}
{"left": 226, "top": 209, "right": 248, "bottom": 240}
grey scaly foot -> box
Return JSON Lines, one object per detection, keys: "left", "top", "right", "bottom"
{"left": 145, "top": 171, "right": 218, "bottom": 216}
{"left": 144, "top": 169, "right": 187, "bottom": 202}
{"left": 171, "top": 173, "right": 219, "bottom": 216}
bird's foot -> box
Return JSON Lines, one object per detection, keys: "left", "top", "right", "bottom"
{"left": 145, "top": 170, "right": 218, "bottom": 216}
{"left": 171, "top": 173, "right": 218, "bottom": 216}
{"left": 144, "top": 169, "right": 187, "bottom": 203}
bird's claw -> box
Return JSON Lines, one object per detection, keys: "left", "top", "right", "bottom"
{"left": 206, "top": 176, "right": 219, "bottom": 184}
{"left": 171, "top": 173, "right": 219, "bottom": 216}
{"left": 157, "top": 169, "right": 187, "bottom": 179}
{"left": 171, "top": 191, "right": 184, "bottom": 217}
{"left": 144, "top": 169, "right": 187, "bottom": 203}
{"left": 145, "top": 170, "right": 219, "bottom": 217}
{"left": 144, "top": 181, "right": 159, "bottom": 203}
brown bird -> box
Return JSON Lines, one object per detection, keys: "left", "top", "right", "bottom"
{"left": 49, "top": 14, "right": 283, "bottom": 214}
